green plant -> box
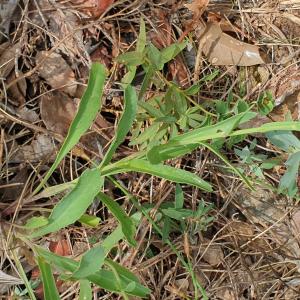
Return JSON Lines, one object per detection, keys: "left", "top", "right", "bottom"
{"left": 18, "top": 20, "right": 300, "bottom": 300}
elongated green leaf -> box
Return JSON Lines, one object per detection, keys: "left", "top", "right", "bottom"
{"left": 30, "top": 169, "right": 103, "bottom": 238}
{"left": 100, "top": 85, "right": 137, "bottom": 167}
{"left": 36, "top": 247, "right": 150, "bottom": 298}
{"left": 35, "top": 63, "right": 106, "bottom": 193}
{"left": 98, "top": 192, "right": 136, "bottom": 246}
{"left": 72, "top": 245, "right": 106, "bottom": 279}
{"left": 102, "top": 159, "right": 212, "bottom": 192}
{"left": 37, "top": 256, "right": 60, "bottom": 300}
{"left": 138, "top": 66, "right": 154, "bottom": 100}
{"left": 147, "top": 113, "right": 300, "bottom": 163}
{"left": 136, "top": 18, "right": 146, "bottom": 53}
{"left": 79, "top": 280, "right": 92, "bottom": 300}
{"left": 175, "top": 184, "right": 184, "bottom": 209}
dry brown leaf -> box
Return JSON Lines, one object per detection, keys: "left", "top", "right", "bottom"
{"left": 12, "top": 134, "right": 56, "bottom": 163}
{"left": 49, "top": 239, "right": 72, "bottom": 257}
{"left": 1, "top": 168, "right": 27, "bottom": 202}
{"left": 71, "top": 0, "right": 114, "bottom": 17}
{"left": 36, "top": 51, "right": 77, "bottom": 96}
{"left": 199, "top": 23, "right": 265, "bottom": 66}
{"left": 40, "top": 91, "right": 77, "bottom": 136}
{"left": 0, "top": 42, "right": 19, "bottom": 78}
{"left": 6, "top": 71, "right": 27, "bottom": 106}
{"left": 201, "top": 243, "right": 224, "bottom": 266}
{"left": 185, "top": 0, "right": 209, "bottom": 19}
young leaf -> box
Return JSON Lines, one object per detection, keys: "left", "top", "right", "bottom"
{"left": 100, "top": 85, "right": 137, "bottom": 167}
{"left": 30, "top": 169, "right": 103, "bottom": 238}
{"left": 71, "top": 245, "right": 106, "bottom": 279}
{"left": 136, "top": 18, "right": 146, "bottom": 53}
{"left": 102, "top": 159, "right": 212, "bottom": 192}
{"left": 37, "top": 256, "right": 60, "bottom": 300}
{"left": 34, "top": 63, "right": 106, "bottom": 193}
{"left": 98, "top": 192, "right": 136, "bottom": 246}
{"left": 79, "top": 280, "right": 92, "bottom": 300}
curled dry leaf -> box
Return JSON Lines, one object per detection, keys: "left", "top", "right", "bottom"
{"left": 71, "top": 0, "right": 114, "bottom": 17}
{"left": 198, "top": 23, "right": 265, "bottom": 66}
{"left": 36, "top": 51, "right": 77, "bottom": 96}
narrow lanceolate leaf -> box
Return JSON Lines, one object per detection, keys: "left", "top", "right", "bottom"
{"left": 98, "top": 192, "right": 136, "bottom": 246}
{"left": 136, "top": 18, "right": 146, "bottom": 53}
{"left": 35, "top": 63, "right": 106, "bottom": 193}
{"left": 36, "top": 247, "right": 150, "bottom": 298}
{"left": 100, "top": 85, "right": 137, "bottom": 168}
{"left": 102, "top": 159, "right": 212, "bottom": 192}
{"left": 72, "top": 245, "right": 106, "bottom": 279}
{"left": 37, "top": 256, "right": 60, "bottom": 300}
{"left": 30, "top": 169, "right": 103, "bottom": 238}
{"left": 79, "top": 280, "right": 92, "bottom": 300}
{"left": 147, "top": 114, "right": 300, "bottom": 164}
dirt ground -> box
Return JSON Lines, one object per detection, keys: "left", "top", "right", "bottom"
{"left": 0, "top": 0, "right": 300, "bottom": 299}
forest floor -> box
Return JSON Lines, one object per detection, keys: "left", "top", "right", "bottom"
{"left": 0, "top": 0, "right": 300, "bottom": 299}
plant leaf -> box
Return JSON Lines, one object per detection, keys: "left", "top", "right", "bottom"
{"left": 266, "top": 131, "right": 300, "bottom": 153}
{"left": 136, "top": 18, "right": 146, "bottom": 53}
{"left": 79, "top": 280, "right": 92, "bottom": 300}
{"left": 35, "top": 63, "right": 106, "bottom": 193}
{"left": 37, "top": 256, "right": 60, "bottom": 300}
{"left": 147, "top": 114, "right": 300, "bottom": 163}
{"left": 98, "top": 192, "right": 136, "bottom": 246}
{"left": 100, "top": 85, "right": 137, "bottom": 167}
{"left": 279, "top": 151, "right": 300, "bottom": 197}
{"left": 175, "top": 184, "right": 184, "bottom": 209}
{"left": 71, "top": 245, "right": 106, "bottom": 279}
{"left": 102, "top": 159, "right": 212, "bottom": 192}
{"left": 36, "top": 247, "right": 150, "bottom": 298}
{"left": 30, "top": 169, "right": 103, "bottom": 238}
{"left": 160, "top": 41, "right": 187, "bottom": 64}
{"left": 116, "top": 51, "right": 145, "bottom": 66}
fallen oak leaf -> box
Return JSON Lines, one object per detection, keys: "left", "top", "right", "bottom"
{"left": 198, "top": 22, "right": 265, "bottom": 66}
